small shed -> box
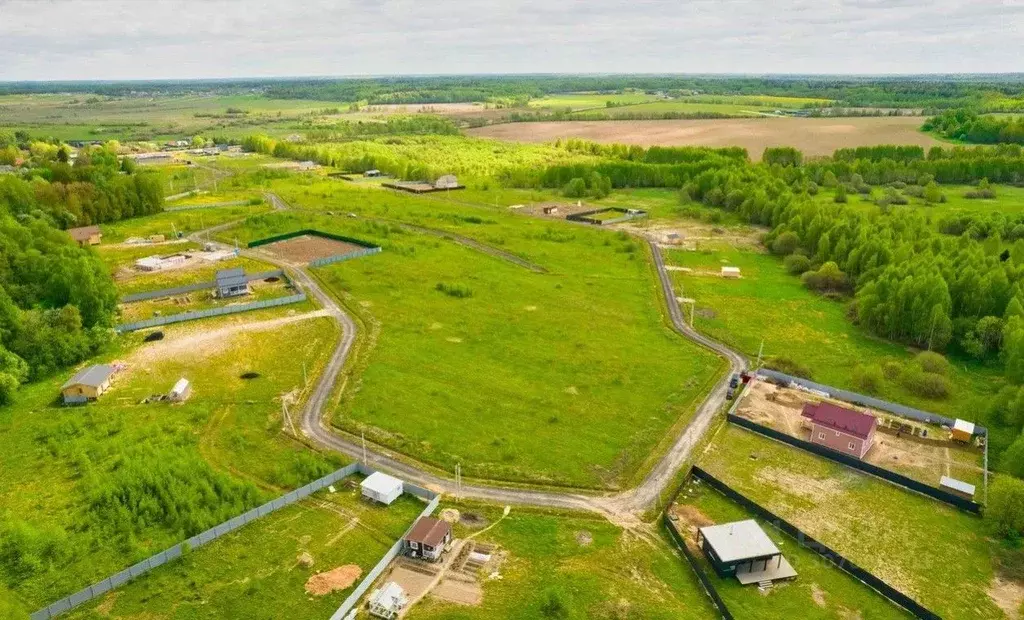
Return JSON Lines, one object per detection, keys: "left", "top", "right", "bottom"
{"left": 664, "top": 232, "right": 682, "bottom": 245}
{"left": 951, "top": 419, "right": 975, "bottom": 443}
{"left": 215, "top": 268, "right": 249, "bottom": 298}
{"left": 364, "top": 169, "right": 382, "bottom": 177}
{"left": 61, "top": 364, "right": 115, "bottom": 404}
{"left": 169, "top": 378, "right": 191, "bottom": 402}
{"left": 367, "top": 581, "right": 408, "bottom": 619}
{"left": 404, "top": 516, "right": 452, "bottom": 562}
{"left": 721, "top": 266, "right": 741, "bottom": 279}
{"left": 542, "top": 205, "right": 560, "bottom": 215}
{"left": 434, "top": 174, "right": 459, "bottom": 189}
{"left": 939, "top": 476, "right": 976, "bottom": 500}
{"left": 149, "top": 234, "right": 166, "bottom": 243}
{"left": 697, "top": 519, "right": 797, "bottom": 585}
{"left": 67, "top": 225, "right": 102, "bottom": 247}
{"left": 360, "top": 472, "right": 403, "bottom": 505}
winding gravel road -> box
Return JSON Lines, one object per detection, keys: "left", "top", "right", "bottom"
{"left": 215, "top": 194, "right": 747, "bottom": 518}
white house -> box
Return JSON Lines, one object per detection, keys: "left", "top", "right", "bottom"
{"left": 360, "top": 471, "right": 403, "bottom": 505}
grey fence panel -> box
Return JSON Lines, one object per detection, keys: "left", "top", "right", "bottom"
{"left": 166, "top": 200, "right": 248, "bottom": 212}
{"left": 330, "top": 494, "right": 442, "bottom": 620}
{"left": 309, "top": 246, "right": 382, "bottom": 268}
{"left": 32, "top": 464, "right": 364, "bottom": 618}
{"left": 116, "top": 292, "right": 305, "bottom": 332}
{"left": 120, "top": 270, "right": 284, "bottom": 303}
{"left": 756, "top": 368, "right": 987, "bottom": 434}
{"left": 402, "top": 482, "right": 436, "bottom": 501}
{"left": 663, "top": 515, "right": 734, "bottom": 620}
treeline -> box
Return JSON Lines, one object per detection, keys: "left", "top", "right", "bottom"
{"left": 302, "top": 115, "right": 459, "bottom": 141}
{"left": 924, "top": 109, "right": 1024, "bottom": 145}
{"left": 0, "top": 140, "right": 163, "bottom": 402}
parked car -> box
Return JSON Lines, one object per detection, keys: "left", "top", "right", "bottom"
{"left": 729, "top": 374, "right": 740, "bottom": 388}
{"left": 726, "top": 387, "right": 735, "bottom": 400}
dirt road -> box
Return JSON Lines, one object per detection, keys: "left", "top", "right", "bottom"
{"left": 195, "top": 193, "right": 746, "bottom": 520}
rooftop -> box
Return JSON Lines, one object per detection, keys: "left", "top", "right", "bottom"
{"left": 699, "top": 519, "right": 780, "bottom": 563}
{"left": 360, "top": 471, "right": 403, "bottom": 496}
{"left": 940, "top": 476, "right": 976, "bottom": 495}
{"left": 61, "top": 364, "right": 114, "bottom": 390}
{"left": 801, "top": 401, "right": 876, "bottom": 440}
{"left": 953, "top": 419, "right": 976, "bottom": 435}
{"left": 67, "top": 225, "right": 101, "bottom": 242}
{"left": 216, "top": 267, "right": 247, "bottom": 289}
{"left": 405, "top": 516, "right": 451, "bottom": 547}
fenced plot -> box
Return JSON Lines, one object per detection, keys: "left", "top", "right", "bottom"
{"left": 249, "top": 230, "right": 382, "bottom": 266}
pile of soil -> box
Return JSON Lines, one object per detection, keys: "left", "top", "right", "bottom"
{"left": 460, "top": 512, "right": 488, "bottom": 528}
{"left": 297, "top": 551, "right": 314, "bottom": 568}
{"left": 143, "top": 331, "right": 164, "bottom": 342}
{"left": 264, "top": 276, "right": 280, "bottom": 283}
{"left": 240, "top": 371, "right": 260, "bottom": 379}
{"left": 304, "top": 564, "right": 362, "bottom": 596}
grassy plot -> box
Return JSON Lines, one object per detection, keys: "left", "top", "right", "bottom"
{"left": 670, "top": 479, "right": 909, "bottom": 619}
{"left": 698, "top": 425, "right": 1005, "bottom": 619}
{"left": 100, "top": 202, "right": 270, "bottom": 243}
{"left": 65, "top": 481, "right": 424, "bottom": 620}
{"left": 811, "top": 183, "right": 1024, "bottom": 224}
{"left": 406, "top": 504, "right": 716, "bottom": 620}
{"left": 664, "top": 243, "right": 1003, "bottom": 421}
{"left": 0, "top": 315, "right": 342, "bottom": 609}
{"left": 528, "top": 92, "right": 664, "bottom": 109}
{"left": 118, "top": 278, "right": 296, "bottom": 323}
{"left": 226, "top": 180, "right": 724, "bottom": 489}
{"left": 580, "top": 101, "right": 760, "bottom": 118}
{"left": 111, "top": 256, "right": 273, "bottom": 295}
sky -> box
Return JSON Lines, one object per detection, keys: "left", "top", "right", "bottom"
{"left": 1, "top": 0, "right": 1023, "bottom": 81}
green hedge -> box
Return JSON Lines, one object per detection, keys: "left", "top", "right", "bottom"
{"left": 247, "top": 229, "right": 379, "bottom": 249}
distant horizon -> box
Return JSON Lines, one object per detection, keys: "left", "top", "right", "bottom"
{"left": 3, "top": 71, "right": 1024, "bottom": 87}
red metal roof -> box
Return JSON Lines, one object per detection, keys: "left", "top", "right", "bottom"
{"left": 405, "top": 517, "right": 451, "bottom": 547}
{"left": 801, "top": 401, "right": 877, "bottom": 440}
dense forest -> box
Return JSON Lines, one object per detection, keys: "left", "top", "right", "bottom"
{"left": 0, "top": 135, "right": 163, "bottom": 402}
{"left": 924, "top": 109, "right": 1024, "bottom": 145}
{"left": 5, "top": 75, "right": 1024, "bottom": 110}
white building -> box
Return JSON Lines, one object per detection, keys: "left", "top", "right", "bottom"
{"left": 360, "top": 471, "right": 404, "bottom": 505}
{"left": 721, "top": 266, "right": 741, "bottom": 279}
{"left": 368, "top": 582, "right": 408, "bottom": 619}
{"left": 169, "top": 378, "right": 191, "bottom": 402}
{"left": 434, "top": 174, "right": 459, "bottom": 189}
{"left": 135, "top": 254, "right": 187, "bottom": 272}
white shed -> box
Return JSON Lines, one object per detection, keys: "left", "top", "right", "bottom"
{"left": 361, "top": 471, "right": 403, "bottom": 505}
{"left": 434, "top": 174, "right": 459, "bottom": 189}
{"left": 721, "top": 266, "right": 741, "bottom": 279}
{"left": 368, "top": 581, "right": 408, "bottom": 618}
{"left": 169, "top": 378, "right": 191, "bottom": 402}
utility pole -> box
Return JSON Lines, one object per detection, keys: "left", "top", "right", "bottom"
{"left": 361, "top": 431, "right": 367, "bottom": 464}
{"left": 756, "top": 339, "right": 765, "bottom": 368}
{"left": 455, "top": 463, "right": 462, "bottom": 499}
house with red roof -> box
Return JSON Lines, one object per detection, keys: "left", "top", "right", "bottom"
{"left": 801, "top": 401, "right": 877, "bottom": 459}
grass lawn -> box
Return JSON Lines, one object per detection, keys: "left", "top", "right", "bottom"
{"left": 582, "top": 100, "right": 760, "bottom": 118}
{"left": 112, "top": 256, "right": 273, "bottom": 296}
{"left": 0, "top": 314, "right": 342, "bottom": 610}
{"left": 812, "top": 183, "right": 1024, "bottom": 225}
{"left": 664, "top": 243, "right": 1005, "bottom": 424}
{"left": 528, "top": 92, "right": 663, "bottom": 110}
{"left": 698, "top": 425, "right": 1006, "bottom": 619}
{"left": 671, "top": 479, "right": 910, "bottom": 619}
{"left": 100, "top": 202, "right": 271, "bottom": 243}
{"left": 406, "top": 503, "right": 716, "bottom": 620}
{"left": 223, "top": 179, "right": 725, "bottom": 489}
{"left": 65, "top": 480, "right": 425, "bottom": 620}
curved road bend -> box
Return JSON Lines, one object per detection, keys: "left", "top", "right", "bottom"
{"left": 202, "top": 194, "right": 748, "bottom": 516}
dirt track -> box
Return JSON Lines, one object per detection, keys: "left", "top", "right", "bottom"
{"left": 468, "top": 117, "right": 943, "bottom": 159}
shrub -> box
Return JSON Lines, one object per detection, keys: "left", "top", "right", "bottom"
{"left": 563, "top": 177, "right": 587, "bottom": 198}
{"left": 540, "top": 590, "right": 569, "bottom": 619}
{"left": 783, "top": 253, "right": 811, "bottom": 275}
{"left": 435, "top": 282, "right": 474, "bottom": 298}
{"left": 853, "top": 364, "right": 885, "bottom": 394}
{"left": 916, "top": 351, "right": 949, "bottom": 375}
{"left": 834, "top": 185, "right": 848, "bottom": 203}
{"left": 770, "top": 231, "right": 800, "bottom": 256}
{"left": 801, "top": 261, "right": 850, "bottom": 294}
{"left": 882, "top": 360, "right": 905, "bottom": 381}
{"left": 986, "top": 476, "right": 1024, "bottom": 539}
{"left": 901, "top": 369, "right": 952, "bottom": 399}
{"left": 764, "top": 356, "right": 813, "bottom": 380}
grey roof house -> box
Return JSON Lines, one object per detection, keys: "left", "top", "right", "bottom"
{"left": 61, "top": 364, "right": 115, "bottom": 404}
{"left": 215, "top": 268, "right": 249, "bottom": 298}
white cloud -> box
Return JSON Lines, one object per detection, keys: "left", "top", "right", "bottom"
{"left": 0, "top": 0, "right": 1021, "bottom": 79}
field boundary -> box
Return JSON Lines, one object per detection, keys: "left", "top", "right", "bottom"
{"left": 247, "top": 229, "right": 379, "bottom": 250}
{"left": 662, "top": 512, "right": 734, "bottom": 619}
{"left": 692, "top": 466, "right": 940, "bottom": 620}
{"left": 728, "top": 414, "right": 982, "bottom": 513}
{"left": 310, "top": 246, "right": 382, "bottom": 267}
{"left": 31, "top": 463, "right": 439, "bottom": 620}
{"left": 114, "top": 292, "right": 305, "bottom": 332}
{"left": 165, "top": 200, "right": 249, "bottom": 212}
{"left": 119, "top": 269, "right": 283, "bottom": 303}
{"left": 756, "top": 368, "right": 987, "bottom": 434}
{"left": 565, "top": 206, "right": 648, "bottom": 225}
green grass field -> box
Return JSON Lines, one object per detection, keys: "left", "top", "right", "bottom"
{"left": 812, "top": 183, "right": 1024, "bottom": 224}
{"left": 118, "top": 277, "right": 296, "bottom": 323}
{"left": 406, "top": 504, "right": 716, "bottom": 620}
{"left": 671, "top": 478, "right": 909, "bottom": 619}
{"left": 0, "top": 315, "right": 342, "bottom": 610}
{"left": 527, "top": 92, "right": 663, "bottom": 109}
{"left": 99, "top": 202, "right": 270, "bottom": 243}
{"left": 112, "top": 255, "right": 275, "bottom": 296}
{"left": 222, "top": 179, "right": 725, "bottom": 489}
{"left": 65, "top": 480, "right": 424, "bottom": 620}
{"left": 664, "top": 243, "right": 1004, "bottom": 423}
{"left": 698, "top": 425, "right": 1004, "bottom": 619}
